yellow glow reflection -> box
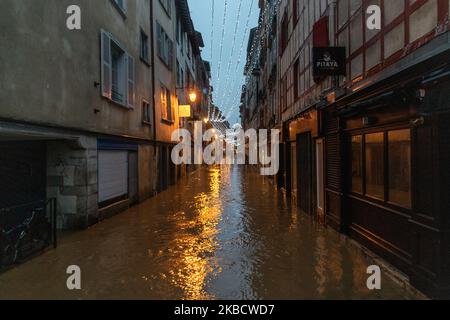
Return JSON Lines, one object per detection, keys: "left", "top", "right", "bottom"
{"left": 166, "top": 167, "right": 226, "bottom": 300}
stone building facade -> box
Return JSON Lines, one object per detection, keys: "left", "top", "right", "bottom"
{"left": 0, "top": 0, "right": 209, "bottom": 231}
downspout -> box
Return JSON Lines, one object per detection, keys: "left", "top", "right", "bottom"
{"left": 150, "top": 0, "right": 157, "bottom": 146}
{"left": 150, "top": 0, "right": 158, "bottom": 195}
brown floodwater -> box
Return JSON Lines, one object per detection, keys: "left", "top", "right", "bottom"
{"left": 0, "top": 166, "right": 420, "bottom": 300}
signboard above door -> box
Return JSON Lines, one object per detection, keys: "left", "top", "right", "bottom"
{"left": 313, "top": 47, "right": 346, "bottom": 79}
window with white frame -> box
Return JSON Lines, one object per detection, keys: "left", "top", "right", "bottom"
{"left": 159, "top": 0, "right": 171, "bottom": 17}
{"left": 112, "top": 0, "right": 127, "bottom": 15}
{"left": 160, "top": 84, "right": 173, "bottom": 122}
{"left": 101, "top": 30, "right": 135, "bottom": 108}
{"left": 142, "top": 100, "right": 151, "bottom": 124}
{"left": 176, "top": 60, "right": 184, "bottom": 88}
{"left": 140, "top": 29, "right": 149, "bottom": 64}
{"left": 156, "top": 22, "right": 174, "bottom": 70}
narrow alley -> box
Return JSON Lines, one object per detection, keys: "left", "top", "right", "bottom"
{"left": 0, "top": 166, "right": 419, "bottom": 300}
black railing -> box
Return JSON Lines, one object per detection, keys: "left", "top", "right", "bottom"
{"left": 47, "top": 198, "right": 57, "bottom": 249}
{"left": 0, "top": 198, "right": 57, "bottom": 270}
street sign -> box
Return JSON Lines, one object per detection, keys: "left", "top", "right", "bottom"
{"left": 179, "top": 105, "right": 192, "bottom": 118}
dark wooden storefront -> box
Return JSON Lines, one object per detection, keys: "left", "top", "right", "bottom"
{"left": 322, "top": 65, "right": 450, "bottom": 298}
{"left": 287, "top": 109, "right": 320, "bottom": 216}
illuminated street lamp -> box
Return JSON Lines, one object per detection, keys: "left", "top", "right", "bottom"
{"left": 189, "top": 91, "right": 197, "bottom": 103}
{"left": 203, "top": 118, "right": 209, "bottom": 124}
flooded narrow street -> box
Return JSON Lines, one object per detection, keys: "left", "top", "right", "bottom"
{"left": 0, "top": 166, "right": 418, "bottom": 300}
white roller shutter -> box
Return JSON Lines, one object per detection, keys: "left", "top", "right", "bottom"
{"left": 98, "top": 150, "right": 128, "bottom": 203}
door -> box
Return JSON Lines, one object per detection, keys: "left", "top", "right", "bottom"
{"left": 285, "top": 142, "right": 292, "bottom": 195}
{"left": 98, "top": 150, "right": 128, "bottom": 205}
{"left": 0, "top": 142, "right": 49, "bottom": 267}
{"left": 158, "top": 146, "right": 168, "bottom": 192}
{"left": 297, "top": 132, "right": 313, "bottom": 215}
{"left": 316, "top": 139, "right": 325, "bottom": 220}
{"left": 128, "top": 152, "right": 138, "bottom": 205}
{"left": 291, "top": 142, "right": 297, "bottom": 196}
{"left": 0, "top": 142, "right": 46, "bottom": 209}
{"left": 277, "top": 143, "right": 285, "bottom": 189}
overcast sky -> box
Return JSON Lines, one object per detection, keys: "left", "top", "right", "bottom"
{"left": 187, "top": 0, "right": 259, "bottom": 125}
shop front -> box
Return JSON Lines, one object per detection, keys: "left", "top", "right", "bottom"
{"left": 323, "top": 49, "right": 450, "bottom": 298}
{"left": 287, "top": 109, "right": 321, "bottom": 218}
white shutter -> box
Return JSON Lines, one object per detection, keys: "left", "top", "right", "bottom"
{"left": 98, "top": 151, "right": 128, "bottom": 203}
{"left": 157, "top": 24, "right": 163, "bottom": 59}
{"left": 101, "top": 30, "right": 112, "bottom": 99}
{"left": 127, "top": 54, "right": 135, "bottom": 108}
{"left": 168, "top": 39, "right": 174, "bottom": 70}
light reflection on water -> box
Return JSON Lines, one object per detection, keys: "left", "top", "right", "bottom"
{"left": 0, "top": 166, "right": 420, "bottom": 300}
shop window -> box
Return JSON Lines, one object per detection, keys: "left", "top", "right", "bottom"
{"left": 365, "top": 132, "right": 385, "bottom": 200}
{"left": 350, "top": 129, "right": 412, "bottom": 209}
{"left": 388, "top": 130, "right": 411, "bottom": 208}
{"left": 351, "top": 135, "right": 363, "bottom": 194}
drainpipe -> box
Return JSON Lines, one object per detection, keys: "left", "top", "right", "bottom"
{"left": 150, "top": 0, "right": 159, "bottom": 194}
{"left": 150, "top": 0, "right": 157, "bottom": 147}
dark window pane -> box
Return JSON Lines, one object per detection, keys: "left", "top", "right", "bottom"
{"left": 388, "top": 130, "right": 411, "bottom": 208}
{"left": 351, "top": 135, "right": 363, "bottom": 193}
{"left": 365, "top": 132, "right": 384, "bottom": 200}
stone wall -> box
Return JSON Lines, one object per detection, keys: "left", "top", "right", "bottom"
{"left": 46, "top": 137, "right": 98, "bottom": 230}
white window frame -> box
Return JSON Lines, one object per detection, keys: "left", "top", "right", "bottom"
{"left": 156, "top": 22, "right": 174, "bottom": 70}
{"left": 112, "top": 0, "right": 127, "bottom": 16}
{"left": 140, "top": 28, "right": 150, "bottom": 64}
{"left": 160, "top": 84, "right": 173, "bottom": 122}
{"left": 142, "top": 100, "right": 152, "bottom": 125}
{"left": 101, "top": 30, "right": 135, "bottom": 109}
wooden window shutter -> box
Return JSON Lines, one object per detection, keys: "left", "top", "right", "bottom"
{"left": 168, "top": 39, "right": 174, "bottom": 70}
{"left": 313, "top": 16, "right": 329, "bottom": 47}
{"left": 157, "top": 24, "right": 163, "bottom": 59}
{"left": 101, "top": 30, "right": 112, "bottom": 99}
{"left": 127, "top": 54, "right": 135, "bottom": 108}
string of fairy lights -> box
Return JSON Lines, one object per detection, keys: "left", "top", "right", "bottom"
{"left": 214, "top": 0, "right": 276, "bottom": 124}
{"left": 211, "top": 0, "right": 229, "bottom": 123}
{"left": 207, "top": 0, "right": 215, "bottom": 122}
{"left": 213, "top": 0, "right": 255, "bottom": 123}
{"left": 209, "top": 0, "right": 256, "bottom": 126}
{"left": 206, "top": 0, "right": 283, "bottom": 135}
{"left": 213, "top": 0, "right": 244, "bottom": 120}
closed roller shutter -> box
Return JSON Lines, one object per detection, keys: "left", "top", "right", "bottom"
{"left": 98, "top": 150, "right": 128, "bottom": 203}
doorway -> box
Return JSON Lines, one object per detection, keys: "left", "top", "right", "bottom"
{"left": 316, "top": 139, "right": 325, "bottom": 220}
{"left": 297, "top": 132, "right": 313, "bottom": 215}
